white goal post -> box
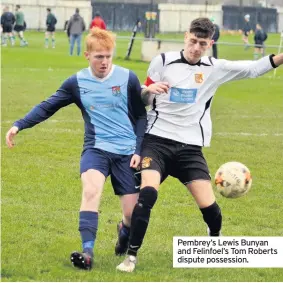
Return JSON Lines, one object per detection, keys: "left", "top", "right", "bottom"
{"left": 273, "top": 31, "right": 283, "bottom": 77}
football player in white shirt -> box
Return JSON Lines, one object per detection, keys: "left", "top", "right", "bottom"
{"left": 117, "top": 17, "right": 283, "bottom": 272}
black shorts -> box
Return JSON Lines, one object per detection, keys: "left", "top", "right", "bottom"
{"left": 14, "top": 25, "right": 24, "bottom": 32}
{"left": 46, "top": 26, "right": 55, "bottom": 32}
{"left": 3, "top": 25, "right": 13, "bottom": 33}
{"left": 255, "top": 41, "right": 264, "bottom": 48}
{"left": 140, "top": 134, "right": 211, "bottom": 184}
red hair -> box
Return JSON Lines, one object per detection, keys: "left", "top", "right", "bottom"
{"left": 85, "top": 27, "right": 116, "bottom": 52}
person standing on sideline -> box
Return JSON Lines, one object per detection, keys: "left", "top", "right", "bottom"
{"left": 241, "top": 14, "right": 252, "bottom": 50}
{"left": 116, "top": 17, "right": 283, "bottom": 273}
{"left": 254, "top": 23, "right": 268, "bottom": 60}
{"left": 67, "top": 8, "right": 86, "bottom": 56}
{"left": 90, "top": 11, "right": 106, "bottom": 30}
{"left": 64, "top": 20, "right": 70, "bottom": 42}
{"left": 211, "top": 17, "right": 220, "bottom": 58}
{"left": 1, "top": 6, "right": 15, "bottom": 46}
{"left": 14, "top": 5, "right": 28, "bottom": 46}
{"left": 6, "top": 27, "right": 147, "bottom": 271}
{"left": 45, "top": 8, "right": 57, "bottom": 48}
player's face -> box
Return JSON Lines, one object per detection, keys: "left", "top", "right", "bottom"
{"left": 84, "top": 49, "right": 114, "bottom": 78}
{"left": 184, "top": 32, "right": 213, "bottom": 64}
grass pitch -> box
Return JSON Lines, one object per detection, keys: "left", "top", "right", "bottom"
{"left": 1, "top": 31, "right": 283, "bottom": 282}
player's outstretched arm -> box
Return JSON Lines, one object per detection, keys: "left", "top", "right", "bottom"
{"left": 7, "top": 76, "right": 76, "bottom": 144}
{"left": 212, "top": 54, "right": 282, "bottom": 84}
{"left": 6, "top": 126, "right": 19, "bottom": 149}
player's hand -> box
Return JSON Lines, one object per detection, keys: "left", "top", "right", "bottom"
{"left": 130, "top": 154, "right": 141, "bottom": 169}
{"left": 146, "top": 82, "right": 170, "bottom": 95}
{"left": 6, "top": 126, "right": 19, "bottom": 149}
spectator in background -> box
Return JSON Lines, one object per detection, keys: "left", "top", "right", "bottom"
{"left": 67, "top": 8, "right": 86, "bottom": 56}
{"left": 64, "top": 20, "right": 70, "bottom": 41}
{"left": 254, "top": 23, "right": 268, "bottom": 60}
{"left": 1, "top": 6, "right": 15, "bottom": 46}
{"left": 210, "top": 17, "right": 220, "bottom": 58}
{"left": 45, "top": 8, "right": 57, "bottom": 48}
{"left": 241, "top": 14, "right": 252, "bottom": 50}
{"left": 14, "top": 5, "right": 28, "bottom": 47}
{"left": 90, "top": 11, "right": 106, "bottom": 30}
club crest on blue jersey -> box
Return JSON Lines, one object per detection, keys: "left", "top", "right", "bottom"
{"left": 112, "top": 86, "right": 121, "bottom": 96}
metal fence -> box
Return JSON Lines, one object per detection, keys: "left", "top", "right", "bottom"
{"left": 91, "top": 2, "right": 159, "bottom": 31}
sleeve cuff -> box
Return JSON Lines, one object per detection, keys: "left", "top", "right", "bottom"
{"left": 134, "top": 149, "right": 141, "bottom": 155}
{"left": 269, "top": 54, "right": 277, "bottom": 68}
{"left": 13, "top": 122, "right": 22, "bottom": 131}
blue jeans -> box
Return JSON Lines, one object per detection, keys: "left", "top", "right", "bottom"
{"left": 70, "top": 34, "right": 82, "bottom": 56}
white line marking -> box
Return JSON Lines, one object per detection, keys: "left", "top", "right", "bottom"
{"left": 215, "top": 132, "right": 283, "bottom": 137}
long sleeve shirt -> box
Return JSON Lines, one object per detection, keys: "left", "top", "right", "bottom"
{"left": 144, "top": 51, "right": 276, "bottom": 147}
{"left": 14, "top": 65, "right": 147, "bottom": 155}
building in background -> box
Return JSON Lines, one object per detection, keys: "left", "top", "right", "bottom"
{"left": 1, "top": 0, "right": 283, "bottom": 32}
{"left": 91, "top": 0, "right": 282, "bottom": 32}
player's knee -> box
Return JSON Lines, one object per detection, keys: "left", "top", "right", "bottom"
{"left": 138, "top": 186, "right": 158, "bottom": 209}
{"left": 82, "top": 187, "right": 101, "bottom": 204}
{"left": 141, "top": 181, "right": 159, "bottom": 190}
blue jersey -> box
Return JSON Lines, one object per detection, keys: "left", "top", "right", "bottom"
{"left": 14, "top": 65, "right": 147, "bottom": 155}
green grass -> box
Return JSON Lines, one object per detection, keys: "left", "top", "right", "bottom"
{"left": 1, "top": 31, "right": 283, "bottom": 282}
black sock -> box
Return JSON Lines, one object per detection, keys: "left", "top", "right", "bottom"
{"left": 200, "top": 202, "right": 222, "bottom": 236}
{"left": 127, "top": 186, "right": 158, "bottom": 256}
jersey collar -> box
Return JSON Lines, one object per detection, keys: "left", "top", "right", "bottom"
{"left": 180, "top": 50, "right": 201, "bottom": 66}
{"left": 88, "top": 65, "right": 115, "bottom": 82}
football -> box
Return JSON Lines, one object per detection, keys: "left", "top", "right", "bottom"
{"left": 214, "top": 162, "right": 252, "bottom": 198}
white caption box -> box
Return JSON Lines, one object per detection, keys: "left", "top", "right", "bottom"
{"left": 173, "top": 237, "right": 283, "bottom": 268}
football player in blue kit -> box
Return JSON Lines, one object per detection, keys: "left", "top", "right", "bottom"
{"left": 6, "top": 27, "right": 147, "bottom": 270}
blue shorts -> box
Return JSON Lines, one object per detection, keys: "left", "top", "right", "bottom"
{"left": 80, "top": 148, "right": 140, "bottom": 195}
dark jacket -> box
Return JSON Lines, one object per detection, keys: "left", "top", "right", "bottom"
{"left": 254, "top": 29, "right": 267, "bottom": 43}
{"left": 1, "top": 11, "right": 15, "bottom": 26}
{"left": 46, "top": 13, "right": 57, "bottom": 28}
{"left": 212, "top": 24, "right": 220, "bottom": 42}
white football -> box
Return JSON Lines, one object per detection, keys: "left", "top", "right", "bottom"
{"left": 214, "top": 162, "right": 252, "bottom": 198}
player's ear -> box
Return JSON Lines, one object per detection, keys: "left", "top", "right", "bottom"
{"left": 210, "top": 39, "right": 214, "bottom": 48}
{"left": 184, "top": 31, "right": 189, "bottom": 42}
{"left": 84, "top": 51, "right": 89, "bottom": 60}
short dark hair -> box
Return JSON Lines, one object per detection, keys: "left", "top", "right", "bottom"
{"left": 16, "top": 4, "right": 20, "bottom": 9}
{"left": 189, "top": 18, "right": 215, "bottom": 39}
{"left": 47, "top": 8, "right": 51, "bottom": 12}
{"left": 95, "top": 11, "right": 101, "bottom": 17}
{"left": 75, "top": 8, "right": 79, "bottom": 13}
